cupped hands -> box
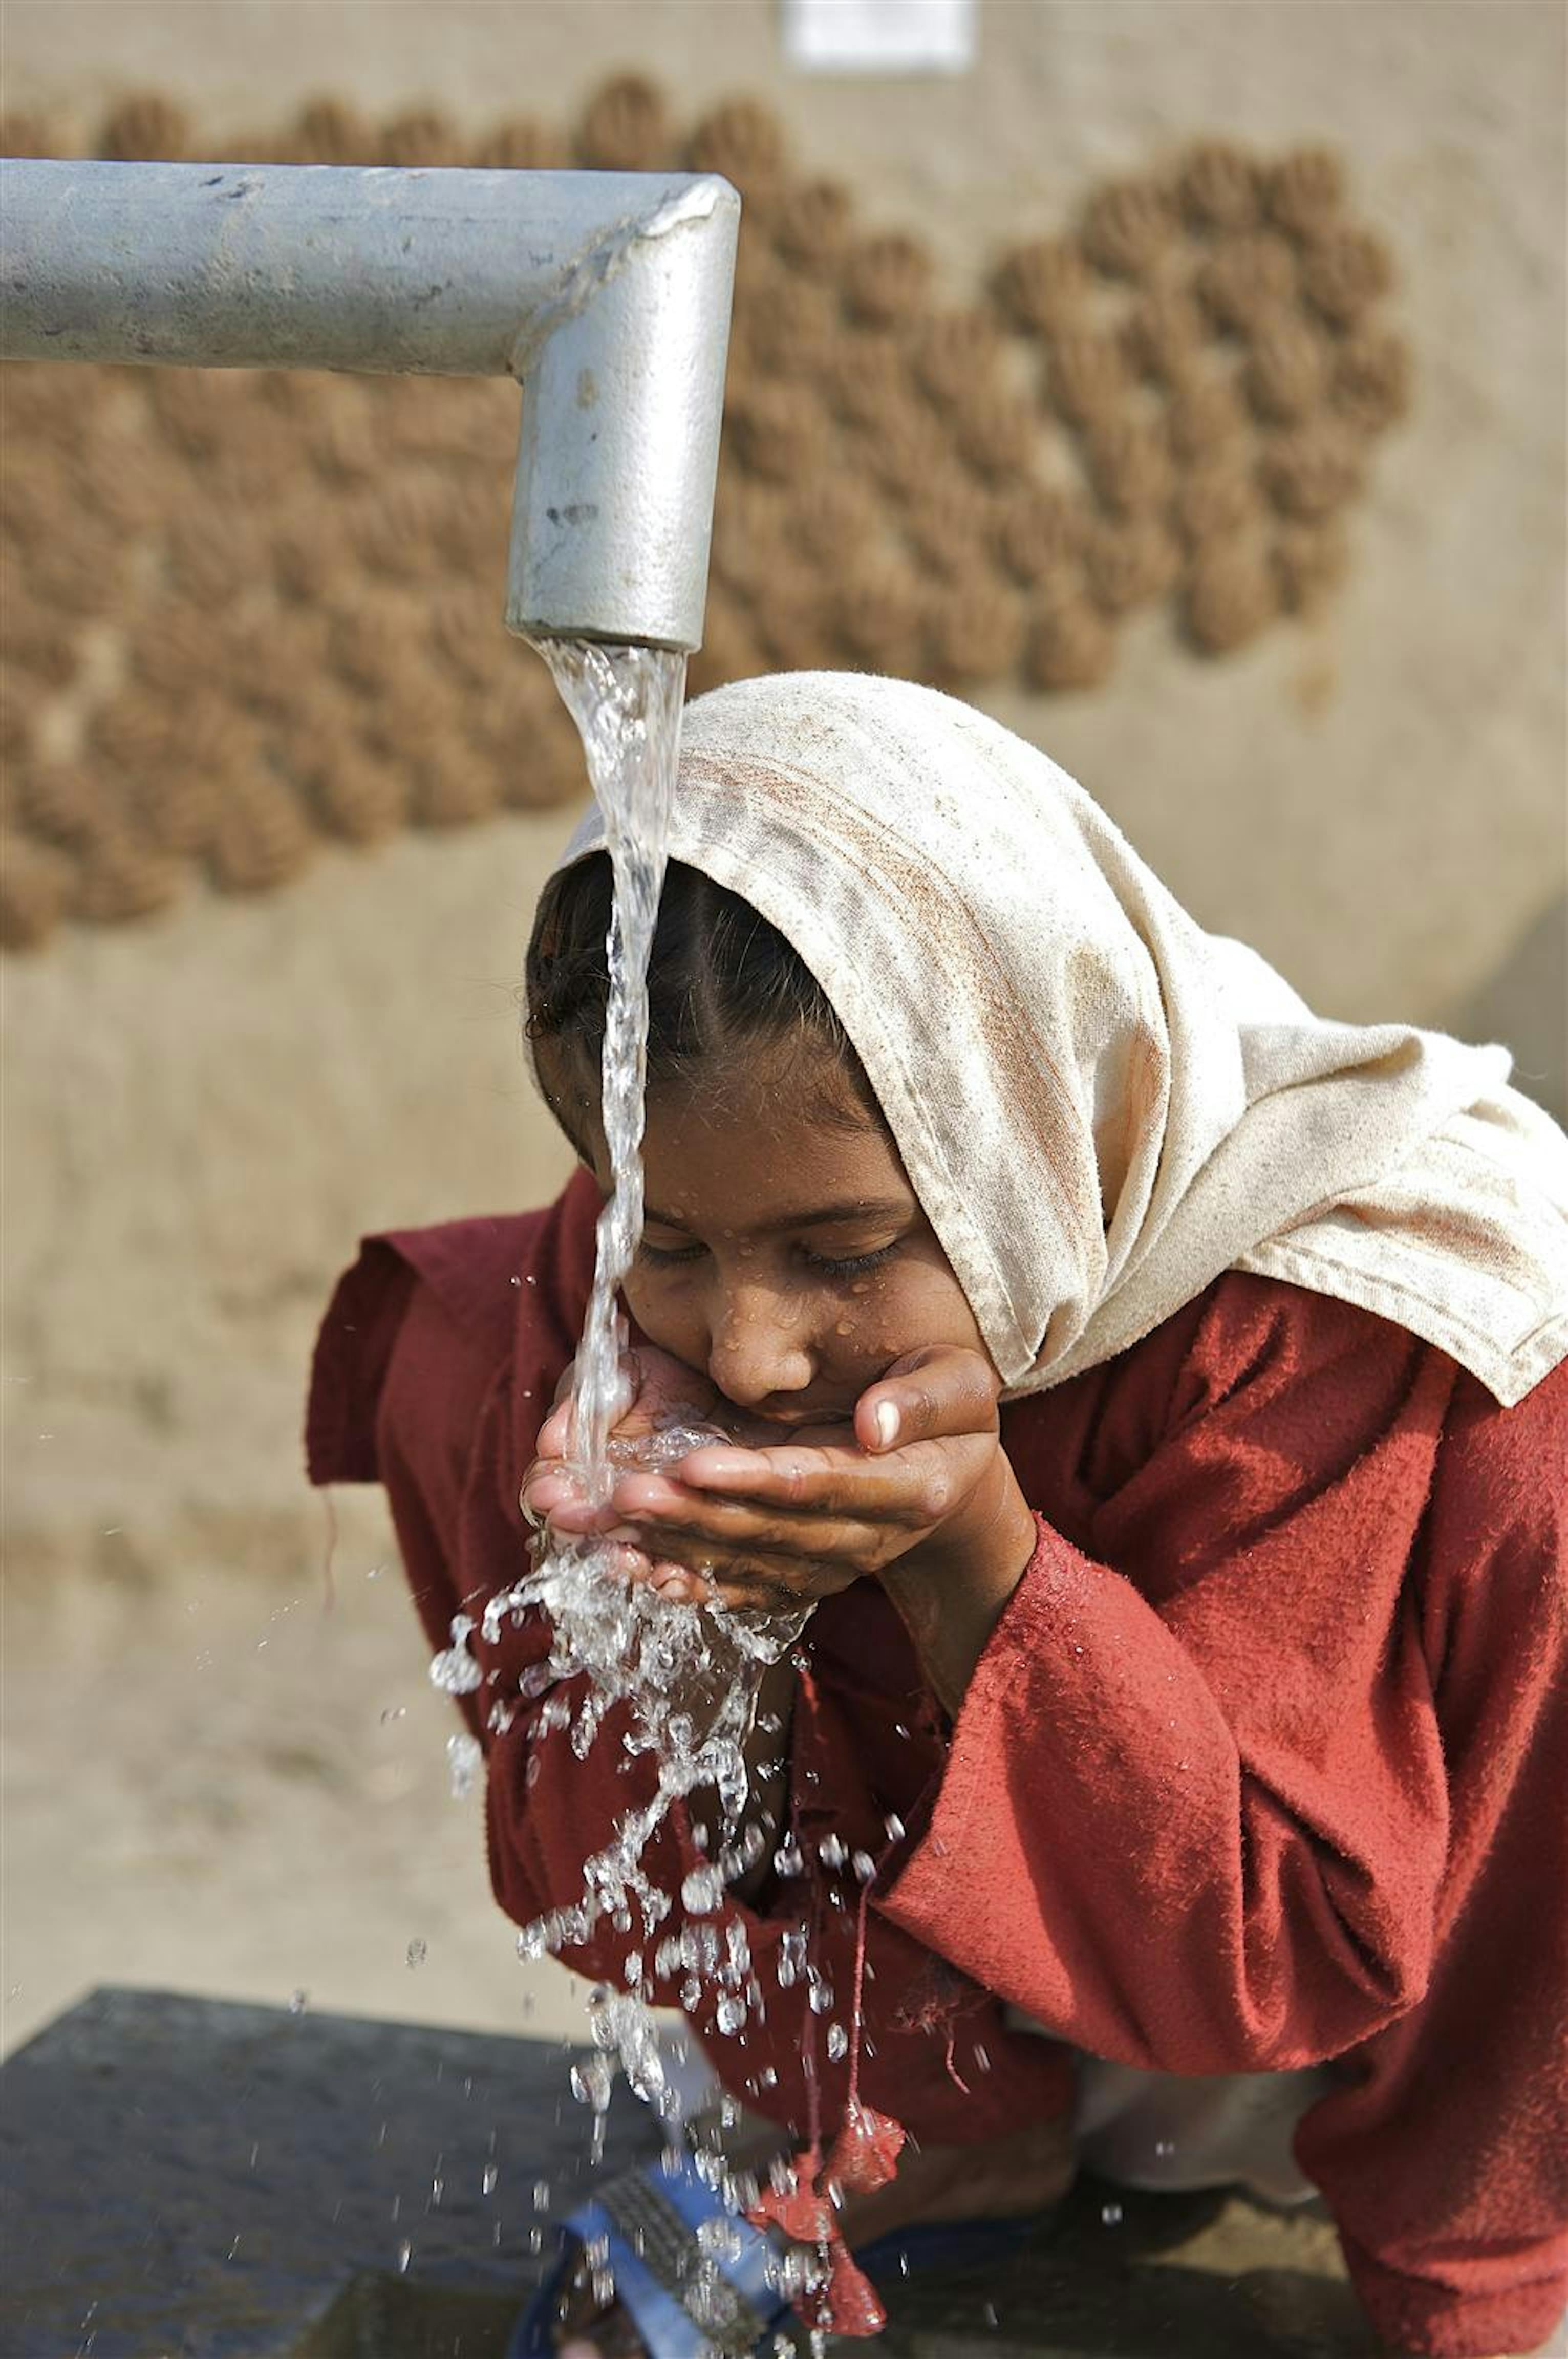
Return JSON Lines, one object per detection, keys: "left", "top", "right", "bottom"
{"left": 521, "top": 1340, "right": 1037, "bottom": 1640}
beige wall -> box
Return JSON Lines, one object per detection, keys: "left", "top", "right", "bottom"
{"left": 3, "top": 1, "right": 1563, "bottom": 2051}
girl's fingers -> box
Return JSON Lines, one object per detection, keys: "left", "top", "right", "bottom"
{"left": 606, "top": 1503, "right": 891, "bottom": 1575}
{"left": 597, "top": 1524, "right": 815, "bottom": 1616}
{"left": 630, "top": 1546, "right": 821, "bottom": 1618}
{"left": 520, "top": 1467, "right": 591, "bottom": 1523}
{"left": 612, "top": 1543, "right": 714, "bottom": 1606}
{"left": 534, "top": 1348, "right": 647, "bottom": 1459}
{"left": 656, "top": 1439, "right": 978, "bottom": 1529}
{"left": 651, "top": 1562, "right": 714, "bottom": 1605}
{"left": 588, "top": 1538, "right": 716, "bottom": 1606}
{"left": 534, "top": 1399, "right": 575, "bottom": 1459}
{"left": 618, "top": 1459, "right": 872, "bottom": 1530}
{"left": 544, "top": 1504, "right": 611, "bottom": 1534}
{"left": 854, "top": 1344, "right": 1001, "bottom": 1455}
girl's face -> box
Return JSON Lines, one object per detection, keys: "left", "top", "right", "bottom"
{"left": 595, "top": 1040, "right": 990, "bottom": 1425}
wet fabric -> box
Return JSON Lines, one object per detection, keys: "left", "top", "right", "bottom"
{"left": 308, "top": 1181, "right": 1568, "bottom": 2359}
{"left": 547, "top": 672, "right": 1568, "bottom": 1407}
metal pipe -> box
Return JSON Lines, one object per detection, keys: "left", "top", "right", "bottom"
{"left": 0, "top": 158, "right": 740, "bottom": 650}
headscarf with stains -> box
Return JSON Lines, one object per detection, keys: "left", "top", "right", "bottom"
{"left": 551, "top": 672, "right": 1568, "bottom": 1406}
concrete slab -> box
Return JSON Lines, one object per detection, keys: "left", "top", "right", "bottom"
{"left": 0, "top": 1988, "right": 1371, "bottom": 2356}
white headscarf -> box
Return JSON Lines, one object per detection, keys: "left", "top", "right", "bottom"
{"left": 555, "top": 672, "right": 1568, "bottom": 1407}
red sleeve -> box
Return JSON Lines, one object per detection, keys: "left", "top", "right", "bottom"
{"left": 881, "top": 1279, "right": 1459, "bottom": 2072}
{"left": 305, "top": 1182, "right": 598, "bottom": 1493}
{"left": 1298, "top": 1354, "right": 1568, "bottom": 2358}
{"left": 877, "top": 1276, "right": 1568, "bottom": 2354}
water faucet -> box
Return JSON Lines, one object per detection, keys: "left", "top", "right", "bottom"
{"left": 0, "top": 158, "right": 740, "bottom": 651}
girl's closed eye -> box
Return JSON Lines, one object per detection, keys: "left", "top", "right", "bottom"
{"left": 637, "top": 1237, "right": 706, "bottom": 1268}
{"left": 799, "top": 1241, "right": 899, "bottom": 1280}
{"left": 635, "top": 1236, "right": 903, "bottom": 1280}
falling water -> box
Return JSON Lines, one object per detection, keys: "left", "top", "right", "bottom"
{"left": 533, "top": 639, "right": 683, "bottom": 1492}
{"left": 427, "top": 641, "right": 806, "bottom": 2151}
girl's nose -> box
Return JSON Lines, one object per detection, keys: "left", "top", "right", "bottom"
{"left": 706, "top": 1282, "right": 814, "bottom": 1408}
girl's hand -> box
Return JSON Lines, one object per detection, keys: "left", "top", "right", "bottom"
{"left": 526, "top": 1343, "right": 729, "bottom": 1489}
{"left": 556, "top": 1345, "right": 1038, "bottom": 1630}
{"left": 522, "top": 1344, "right": 789, "bottom": 1601}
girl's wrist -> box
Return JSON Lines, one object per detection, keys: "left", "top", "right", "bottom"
{"left": 879, "top": 1466, "right": 1038, "bottom": 1715}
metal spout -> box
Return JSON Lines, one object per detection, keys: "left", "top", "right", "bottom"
{"left": 0, "top": 158, "right": 740, "bottom": 651}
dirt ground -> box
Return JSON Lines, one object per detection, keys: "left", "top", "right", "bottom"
{"left": 1, "top": 1479, "right": 598, "bottom": 2056}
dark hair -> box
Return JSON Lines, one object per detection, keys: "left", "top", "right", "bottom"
{"left": 525, "top": 853, "right": 874, "bottom": 1133}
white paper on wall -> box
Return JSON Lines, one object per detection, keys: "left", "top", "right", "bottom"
{"left": 783, "top": 0, "right": 976, "bottom": 74}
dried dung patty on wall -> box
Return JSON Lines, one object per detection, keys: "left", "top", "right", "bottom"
{"left": 0, "top": 85, "right": 1409, "bottom": 949}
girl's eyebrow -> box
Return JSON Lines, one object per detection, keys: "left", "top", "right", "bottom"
{"left": 642, "top": 1197, "right": 913, "bottom": 1236}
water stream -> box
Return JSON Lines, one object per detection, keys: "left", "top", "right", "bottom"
{"left": 429, "top": 645, "right": 810, "bottom": 2286}
{"left": 533, "top": 640, "right": 683, "bottom": 1497}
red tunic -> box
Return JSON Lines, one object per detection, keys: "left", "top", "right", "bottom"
{"left": 307, "top": 1168, "right": 1567, "bottom": 2358}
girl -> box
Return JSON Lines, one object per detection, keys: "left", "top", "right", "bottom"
{"left": 308, "top": 672, "right": 1568, "bottom": 2359}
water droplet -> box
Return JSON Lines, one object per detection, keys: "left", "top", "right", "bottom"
{"left": 397, "top": 2239, "right": 412, "bottom": 2274}
{"left": 681, "top": 1862, "right": 725, "bottom": 1915}
{"left": 826, "top": 2022, "right": 848, "bottom": 2062}
{"left": 1101, "top": 2200, "right": 1123, "bottom": 2227}
{"left": 482, "top": 2162, "right": 498, "bottom": 2196}
{"left": 447, "top": 1731, "right": 481, "bottom": 1798}
{"left": 569, "top": 2054, "right": 614, "bottom": 2111}
{"left": 532, "top": 2179, "right": 551, "bottom": 2213}
{"left": 697, "top": 2214, "right": 745, "bottom": 2261}
{"left": 405, "top": 1937, "right": 427, "bottom": 1970}
{"left": 379, "top": 1704, "right": 406, "bottom": 1723}
{"left": 1154, "top": 2137, "right": 1176, "bottom": 2158}
{"left": 288, "top": 1988, "right": 308, "bottom": 2015}
{"left": 429, "top": 1616, "right": 483, "bottom": 1694}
